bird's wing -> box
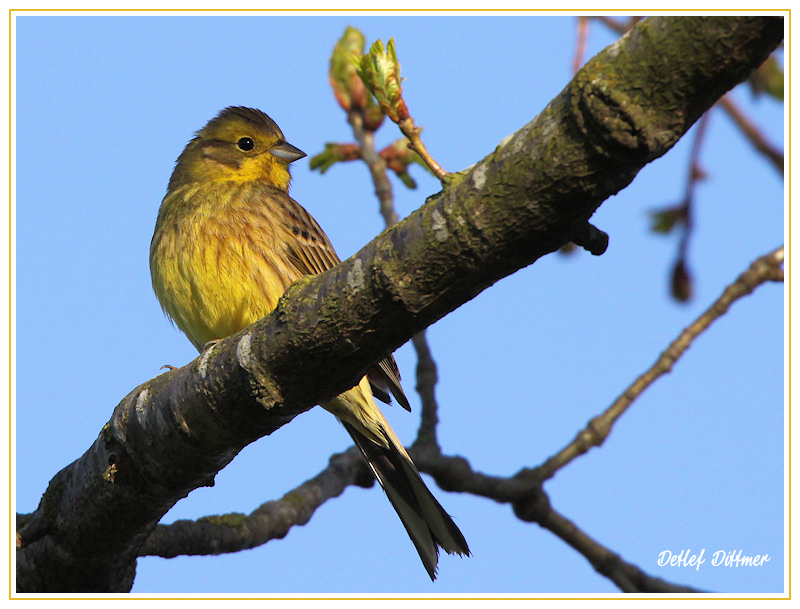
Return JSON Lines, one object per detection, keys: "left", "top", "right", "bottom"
{"left": 277, "top": 193, "right": 342, "bottom": 275}
{"left": 277, "top": 190, "right": 410, "bottom": 409}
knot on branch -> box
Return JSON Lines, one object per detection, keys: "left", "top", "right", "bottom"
{"left": 511, "top": 485, "right": 551, "bottom": 523}
{"left": 331, "top": 447, "right": 375, "bottom": 489}
{"left": 417, "top": 453, "right": 471, "bottom": 493}
{"left": 572, "top": 71, "right": 680, "bottom": 164}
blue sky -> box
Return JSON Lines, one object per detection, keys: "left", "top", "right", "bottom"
{"left": 13, "top": 14, "right": 785, "bottom": 595}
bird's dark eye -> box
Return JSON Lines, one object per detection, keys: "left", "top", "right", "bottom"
{"left": 237, "top": 137, "right": 255, "bottom": 151}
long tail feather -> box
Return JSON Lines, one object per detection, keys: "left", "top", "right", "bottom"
{"left": 342, "top": 422, "right": 470, "bottom": 580}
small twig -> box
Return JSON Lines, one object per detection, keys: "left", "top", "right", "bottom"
{"left": 533, "top": 244, "right": 784, "bottom": 481}
{"left": 411, "top": 332, "right": 441, "bottom": 450}
{"left": 684, "top": 110, "right": 711, "bottom": 202}
{"left": 572, "top": 16, "right": 590, "bottom": 74}
{"left": 397, "top": 117, "right": 448, "bottom": 182}
{"left": 354, "top": 37, "right": 448, "bottom": 182}
{"left": 678, "top": 112, "right": 712, "bottom": 261}
{"left": 719, "top": 94, "right": 784, "bottom": 174}
{"left": 592, "top": 15, "right": 635, "bottom": 34}
{"left": 348, "top": 110, "right": 398, "bottom": 226}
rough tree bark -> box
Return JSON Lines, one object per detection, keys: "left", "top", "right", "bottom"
{"left": 16, "top": 16, "right": 783, "bottom": 592}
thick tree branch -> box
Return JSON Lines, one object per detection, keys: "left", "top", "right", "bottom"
{"left": 16, "top": 16, "right": 783, "bottom": 592}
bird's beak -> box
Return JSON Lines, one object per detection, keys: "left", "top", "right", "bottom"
{"left": 270, "top": 140, "right": 306, "bottom": 163}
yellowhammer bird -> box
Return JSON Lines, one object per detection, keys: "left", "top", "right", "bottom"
{"left": 150, "top": 106, "right": 468, "bottom": 580}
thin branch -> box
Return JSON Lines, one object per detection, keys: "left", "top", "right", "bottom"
{"left": 347, "top": 111, "right": 398, "bottom": 227}
{"left": 414, "top": 452, "right": 702, "bottom": 593}
{"left": 140, "top": 448, "right": 372, "bottom": 558}
{"left": 535, "top": 502, "right": 703, "bottom": 593}
{"left": 572, "top": 16, "right": 590, "bottom": 75}
{"left": 592, "top": 15, "right": 637, "bottom": 35}
{"left": 410, "top": 332, "right": 441, "bottom": 451}
{"left": 671, "top": 110, "right": 712, "bottom": 301}
{"left": 719, "top": 94, "right": 784, "bottom": 174}
{"left": 397, "top": 117, "right": 448, "bottom": 181}
{"left": 533, "top": 244, "right": 784, "bottom": 481}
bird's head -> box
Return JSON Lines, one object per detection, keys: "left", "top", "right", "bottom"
{"left": 169, "top": 106, "right": 306, "bottom": 192}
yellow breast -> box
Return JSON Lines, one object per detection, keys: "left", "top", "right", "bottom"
{"left": 150, "top": 181, "right": 299, "bottom": 350}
